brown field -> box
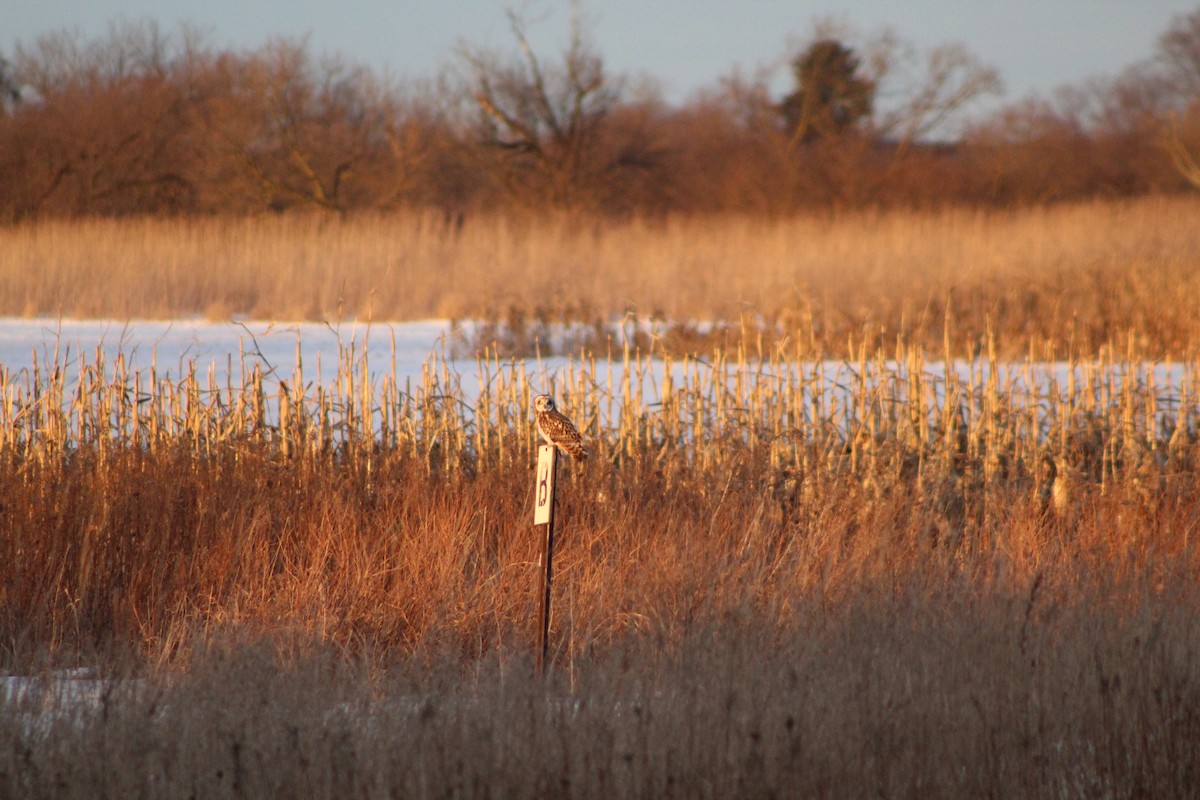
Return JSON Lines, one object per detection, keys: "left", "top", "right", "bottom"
{"left": 4, "top": 198, "right": 1200, "bottom": 796}
{"left": 4, "top": 195, "right": 1200, "bottom": 357}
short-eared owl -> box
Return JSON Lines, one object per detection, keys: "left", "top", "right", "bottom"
{"left": 1038, "top": 454, "right": 1072, "bottom": 518}
{"left": 534, "top": 394, "right": 587, "bottom": 460}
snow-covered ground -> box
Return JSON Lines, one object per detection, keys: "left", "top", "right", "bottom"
{"left": 0, "top": 317, "right": 1194, "bottom": 433}
{"left": 0, "top": 317, "right": 620, "bottom": 399}
{"left": 0, "top": 319, "right": 1193, "bottom": 728}
{"left": 1, "top": 670, "right": 117, "bottom": 737}
{"left": 0, "top": 317, "right": 457, "bottom": 382}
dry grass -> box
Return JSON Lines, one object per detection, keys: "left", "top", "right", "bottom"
{"left": 6, "top": 598, "right": 1200, "bottom": 799}
{"left": 2, "top": 388, "right": 1199, "bottom": 793}
{"left": 4, "top": 200, "right": 1200, "bottom": 793}
{"left": 1, "top": 334, "right": 1197, "bottom": 665}
{"left": 4, "top": 196, "right": 1200, "bottom": 356}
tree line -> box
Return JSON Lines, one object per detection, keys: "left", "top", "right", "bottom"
{"left": 1, "top": 8, "right": 1199, "bottom": 220}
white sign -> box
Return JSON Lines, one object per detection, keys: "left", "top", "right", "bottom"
{"left": 533, "top": 444, "right": 557, "bottom": 525}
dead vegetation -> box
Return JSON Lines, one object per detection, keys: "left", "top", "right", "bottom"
{"left": 4, "top": 244, "right": 1200, "bottom": 792}
{"left": 4, "top": 196, "right": 1200, "bottom": 358}
{"left": 6, "top": 594, "right": 1200, "bottom": 799}
{"left": 3, "top": 9, "right": 1200, "bottom": 219}
{"left": 1, "top": 328, "right": 1197, "bottom": 659}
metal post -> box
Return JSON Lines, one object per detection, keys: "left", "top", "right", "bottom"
{"left": 533, "top": 444, "right": 558, "bottom": 675}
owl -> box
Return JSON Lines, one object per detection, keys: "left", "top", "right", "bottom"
{"left": 1038, "top": 454, "right": 1069, "bottom": 518}
{"left": 534, "top": 394, "right": 587, "bottom": 461}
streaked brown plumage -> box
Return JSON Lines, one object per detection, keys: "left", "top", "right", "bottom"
{"left": 1039, "top": 454, "right": 1069, "bottom": 518}
{"left": 534, "top": 394, "right": 587, "bottom": 460}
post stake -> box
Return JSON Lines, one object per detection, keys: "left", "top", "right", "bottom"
{"left": 533, "top": 443, "right": 558, "bottom": 675}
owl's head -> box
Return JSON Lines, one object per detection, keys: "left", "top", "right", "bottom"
{"left": 534, "top": 394, "right": 555, "bottom": 413}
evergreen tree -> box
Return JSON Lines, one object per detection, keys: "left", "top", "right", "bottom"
{"left": 780, "top": 39, "right": 874, "bottom": 144}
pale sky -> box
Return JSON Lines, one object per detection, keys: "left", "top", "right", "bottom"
{"left": 7, "top": 0, "right": 1198, "bottom": 108}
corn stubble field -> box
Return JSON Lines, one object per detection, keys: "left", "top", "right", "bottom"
{"left": 5, "top": 198, "right": 1200, "bottom": 797}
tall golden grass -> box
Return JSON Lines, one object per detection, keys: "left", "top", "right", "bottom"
{"left": 2, "top": 333, "right": 1196, "bottom": 660}
{"left": 5, "top": 198, "right": 1200, "bottom": 794}
{"left": 3, "top": 334, "right": 1200, "bottom": 795}
{"left": 4, "top": 196, "right": 1200, "bottom": 356}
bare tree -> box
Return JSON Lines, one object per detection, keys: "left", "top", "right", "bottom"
{"left": 1156, "top": 9, "right": 1200, "bottom": 190}
{"left": 782, "top": 21, "right": 1000, "bottom": 150}
{"left": 455, "top": 3, "right": 624, "bottom": 209}
{"left": 1159, "top": 8, "right": 1200, "bottom": 100}
{"left": 1164, "top": 107, "right": 1200, "bottom": 190}
{"left": 196, "top": 39, "right": 389, "bottom": 213}
{"left": 775, "top": 23, "right": 1000, "bottom": 205}
{"left": 876, "top": 42, "right": 1002, "bottom": 156}
{"left": 0, "top": 22, "right": 204, "bottom": 217}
